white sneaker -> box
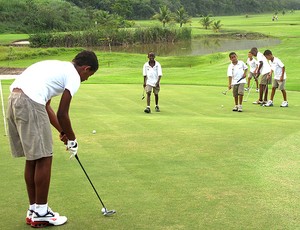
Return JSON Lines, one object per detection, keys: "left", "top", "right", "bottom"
{"left": 26, "top": 208, "right": 59, "bottom": 225}
{"left": 280, "top": 101, "right": 288, "bottom": 107}
{"left": 232, "top": 105, "right": 238, "bottom": 111}
{"left": 256, "top": 88, "right": 259, "bottom": 92}
{"left": 238, "top": 105, "right": 243, "bottom": 112}
{"left": 31, "top": 209, "right": 66, "bottom": 228}
{"left": 244, "top": 87, "right": 248, "bottom": 91}
{"left": 252, "top": 100, "right": 263, "bottom": 104}
{"left": 263, "top": 100, "right": 273, "bottom": 107}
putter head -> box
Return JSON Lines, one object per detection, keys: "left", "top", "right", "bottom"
{"left": 102, "top": 208, "right": 116, "bottom": 216}
{"left": 222, "top": 91, "right": 227, "bottom": 95}
{"left": 141, "top": 95, "right": 145, "bottom": 100}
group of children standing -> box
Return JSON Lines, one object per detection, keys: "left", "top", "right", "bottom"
{"left": 227, "top": 47, "right": 288, "bottom": 112}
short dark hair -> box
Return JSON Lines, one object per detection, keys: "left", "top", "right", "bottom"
{"left": 250, "top": 47, "right": 258, "bottom": 55}
{"left": 229, "top": 52, "right": 236, "bottom": 57}
{"left": 73, "top": 50, "right": 99, "bottom": 72}
{"left": 263, "top": 49, "right": 272, "bottom": 56}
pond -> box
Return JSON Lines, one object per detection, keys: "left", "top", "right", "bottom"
{"left": 96, "top": 38, "right": 281, "bottom": 56}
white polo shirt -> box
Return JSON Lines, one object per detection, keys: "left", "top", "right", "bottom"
{"left": 257, "top": 52, "right": 271, "bottom": 75}
{"left": 10, "top": 60, "right": 81, "bottom": 105}
{"left": 227, "top": 60, "right": 248, "bottom": 85}
{"left": 269, "top": 57, "right": 287, "bottom": 80}
{"left": 143, "top": 61, "right": 162, "bottom": 87}
{"left": 246, "top": 58, "right": 258, "bottom": 73}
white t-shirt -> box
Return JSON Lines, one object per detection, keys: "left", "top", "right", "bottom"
{"left": 256, "top": 52, "right": 271, "bottom": 75}
{"left": 143, "top": 61, "right": 162, "bottom": 87}
{"left": 10, "top": 60, "right": 81, "bottom": 105}
{"left": 246, "top": 58, "right": 258, "bottom": 73}
{"left": 227, "top": 60, "right": 248, "bottom": 85}
{"left": 269, "top": 57, "right": 287, "bottom": 80}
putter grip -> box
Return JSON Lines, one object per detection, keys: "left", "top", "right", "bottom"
{"left": 237, "top": 77, "right": 243, "bottom": 83}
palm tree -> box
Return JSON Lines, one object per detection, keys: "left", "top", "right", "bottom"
{"left": 212, "top": 20, "right": 222, "bottom": 32}
{"left": 200, "top": 16, "right": 213, "bottom": 29}
{"left": 174, "top": 6, "right": 191, "bottom": 27}
{"left": 152, "top": 5, "right": 172, "bottom": 27}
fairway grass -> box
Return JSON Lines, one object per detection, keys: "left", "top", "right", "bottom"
{"left": 1, "top": 84, "right": 299, "bottom": 229}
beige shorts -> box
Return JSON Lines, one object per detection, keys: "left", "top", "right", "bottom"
{"left": 273, "top": 79, "right": 286, "bottom": 90}
{"left": 233, "top": 84, "right": 245, "bottom": 97}
{"left": 248, "top": 72, "right": 256, "bottom": 79}
{"left": 260, "top": 73, "right": 271, "bottom": 85}
{"left": 145, "top": 85, "right": 160, "bottom": 94}
{"left": 7, "top": 90, "right": 53, "bottom": 160}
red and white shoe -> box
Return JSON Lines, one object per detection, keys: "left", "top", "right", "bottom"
{"left": 26, "top": 208, "right": 60, "bottom": 226}
{"left": 31, "top": 209, "right": 66, "bottom": 228}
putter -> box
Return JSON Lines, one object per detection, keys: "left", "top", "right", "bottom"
{"left": 141, "top": 89, "right": 145, "bottom": 100}
{"left": 243, "top": 79, "right": 255, "bottom": 102}
{"left": 74, "top": 155, "right": 116, "bottom": 216}
{"left": 222, "top": 89, "right": 230, "bottom": 95}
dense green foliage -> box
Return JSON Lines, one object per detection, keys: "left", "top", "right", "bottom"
{"left": 1, "top": 0, "right": 299, "bottom": 33}
{"left": 68, "top": 0, "right": 300, "bottom": 17}
{"left": 28, "top": 27, "right": 191, "bottom": 47}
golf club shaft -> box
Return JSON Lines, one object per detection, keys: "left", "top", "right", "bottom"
{"left": 244, "top": 79, "right": 255, "bottom": 101}
{"left": 75, "top": 155, "right": 107, "bottom": 209}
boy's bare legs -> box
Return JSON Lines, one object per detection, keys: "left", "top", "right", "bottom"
{"left": 154, "top": 94, "right": 159, "bottom": 106}
{"left": 281, "top": 89, "right": 287, "bottom": 101}
{"left": 239, "top": 95, "right": 243, "bottom": 105}
{"left": 247, "top": 78, "right": 251, "bottom": 89}
{"left": 255, "top": 79, "right": 259, "bottom": 90}
{"left": 269, "top": 87, "right": 276, "bottom": 101}
{"left": 263, "top": 85, "right": 268, "bottom": 102}
{"left": 146, "top": 93, "right": 151, "bottom": 107}
{"left": 25, "top": 157, "right": 52, "bottom": 205}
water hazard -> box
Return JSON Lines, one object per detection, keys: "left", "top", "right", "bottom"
{"left": 96, "top": 38, "right": 281, "bottom": 56}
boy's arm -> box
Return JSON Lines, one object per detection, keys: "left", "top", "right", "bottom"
{"left": 46, "top": 99, "right": 67, "bottom": 143}
{"left": 57, "top": 89, "right": 76, "bottom": 141}
{"left": 280, "top": 66, "right": 285, "bottom": 81}
{"left": 255, "top": 61, "right": 263, "bottom": 76}
{"left": 228, "top": 76, "right": 232, "bottom": 89}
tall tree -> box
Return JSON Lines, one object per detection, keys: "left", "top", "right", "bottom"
{"left": 174, "top": 6, "right": 191, "bottom": 27}
{"left": 200, "top": 16, "right": 214, "bottom": 29}
{"left": 152, "top": 5, "right": 172, "bottom": 27}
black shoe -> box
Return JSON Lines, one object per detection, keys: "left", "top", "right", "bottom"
{"left": 144, "top": 107, "right": 151, "bottom": 113}
{"left": 155, "top": 105, "right": 160, "bottom": 112}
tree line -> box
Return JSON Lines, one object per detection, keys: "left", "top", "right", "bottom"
{"left": 0, "top": 0, "right": 299, "bottom": 33}
{"left": 67, "top": 0, "right": 300, "bottom": 18}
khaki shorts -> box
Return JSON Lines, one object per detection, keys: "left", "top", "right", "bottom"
{"left": 260, "top": 73, "right": 271, "bottom": 85}
{"left": 248, "top": 72, "right": 256, "bottom": 79}
{"left": 145, "top": 85, "right": 160, "bottom": 94}
{"left": 233, "top": 84, "right": 245, "bottom": 97}
{"left": 273, "top": 79, "right": 286, "bottom": 90}
{"left": 7, "top": 90, "right": 53, "bottom": 160}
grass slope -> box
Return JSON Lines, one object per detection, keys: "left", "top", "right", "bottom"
{"left": 0, "top": 84, "right": 299, "bottom": 229}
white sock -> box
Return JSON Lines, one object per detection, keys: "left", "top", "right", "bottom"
{"left": 147, "top": 106, "right": 150, "bottom": 108}
{"left": 29, "top": 204, "right": 36, "bottom": 211}
{"left": 35, "top": 203, "right": 48, "bottom": 216}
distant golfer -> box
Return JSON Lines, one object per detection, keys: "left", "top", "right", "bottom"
{"left": 6, "top": 50, "right": 98, "bottom": 227}
{"left": 143, "top": 52, "right": 162, "bottom": 113}
{"left": 263, "top": 50, "right": 288, "bottom": 107}
{"left": 227, "top": 52, "right": 248, "bottom": 112}
{"left": 250, "top": 47, "right": 271, "bottom": 105}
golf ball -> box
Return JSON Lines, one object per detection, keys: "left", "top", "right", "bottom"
{"left": 92, "top": 130, "right": 96, "bottom": 134}
{"left": 101, "top": 208, "right": 105, "bottom": 213}
{"left": 221, "top": 105, "right": 224, "bottom": 108}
